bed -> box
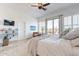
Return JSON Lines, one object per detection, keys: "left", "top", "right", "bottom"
{"left": 26, "top": 32, "right": 79, "bottom": 56}
{"left": 26, "top": 35, "right": 73, "bottom": 56}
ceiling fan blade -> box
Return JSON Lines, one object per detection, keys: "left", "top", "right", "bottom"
{"left": 42, "top": 7, "right": 47, "bottom": 11}
{"left": 43, "top": 3, "right": 50, "bottom": 6}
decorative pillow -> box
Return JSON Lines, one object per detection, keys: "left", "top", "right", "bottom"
{"left": 59, "top": 28, "right": 70, "bottom": 38}
{"left": 63, "top": 27, "right": 79, "bottom": 40}
{"left": 71, "top": 38, "right": 79, "bottom": 47}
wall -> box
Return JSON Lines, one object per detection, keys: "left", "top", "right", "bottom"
{"left": 17, "top": 17, "right": 38, "bottom": 40}
{"left": 0, "top": 3, "right": 38, "bottom": 42}
{"left": 25, "top": 18, "right": 38, "bottom": 39}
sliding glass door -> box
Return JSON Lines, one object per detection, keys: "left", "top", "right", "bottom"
{"left": 38, "top": 17, "right": 59, "bottom": 35}
{"left": 47, "top": 20, "right": 53, "bottom": 35}
{"left": 39, "top": 20, "right": 45, "bottom": 34}
{"left": 47, "top": 18, "right": 59, "bottom": 35}
{"left": 54, "top": 19, "right": 59, "bottom": 35}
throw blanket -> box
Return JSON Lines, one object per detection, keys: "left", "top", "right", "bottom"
{"left": 26, "top": 37, "right": 41, "bottom": 56}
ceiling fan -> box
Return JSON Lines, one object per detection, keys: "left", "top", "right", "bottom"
{"left": 31, "top": 3, "right": 50, "bottom": 11}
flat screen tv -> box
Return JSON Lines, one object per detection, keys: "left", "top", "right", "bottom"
{"left": 4, "top": 20, "right": 15, "bottom": 26}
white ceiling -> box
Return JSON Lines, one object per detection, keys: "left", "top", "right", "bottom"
{"left": 0, "top": 3, "right": 77, "bottom": 19}
{"left": 28, "top": 3, "right": 75, "bottom": 18}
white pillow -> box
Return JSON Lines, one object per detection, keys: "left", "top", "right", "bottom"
{"left": 71, "top": 38, "right": 79, "bottom": 47}
{"left": 63, "top": 28, "right": 79, "bottom": 40}
{"left": 59, "top": 28, "right": 70, "bottom": 38}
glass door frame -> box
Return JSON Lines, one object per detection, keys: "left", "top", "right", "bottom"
{"left": 47, "top": 17, "right": 60, "bottom": 35}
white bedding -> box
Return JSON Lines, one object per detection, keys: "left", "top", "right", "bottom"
{"left": 37, "top": 38, "right": 72, "bottom": 56}
{"left": 26, "top": 35, "right": 73, "bottom": 56}
{"left": 72, "top": 47, "right": 79, "bottom": 56}
{"left": 26, "top": 37, "right": 41, "bottom": 56}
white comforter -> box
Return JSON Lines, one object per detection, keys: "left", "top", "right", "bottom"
{"left": 37, "top": 38, "right": 72, "bottom": 56}
{"left": 26, "top": 35, "right": 73, "bottom": 56}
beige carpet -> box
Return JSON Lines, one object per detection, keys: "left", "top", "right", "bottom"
{"left": 0, "top": 39, "right": 29, "bottom": 56}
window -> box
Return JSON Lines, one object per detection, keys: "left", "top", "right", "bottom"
{"left": 47, "top": 18, "right": 59, "bottom": 35}
{"left": 73, "top": 15, "right": 79, "bottom": 28}
{"left": 47, "top": 20, "right": 53, "bottom": 35}
{"left": 64, "top": 16, "right": 72, "bottom": 30}
{"left": 64, "top": 14, "right": 79, "bottom": 30}
{"left": 39, "top": 20, "right": 45, "bottom": 34}
{"left": 54, "top": 19, "right": 59, "bottom": 35}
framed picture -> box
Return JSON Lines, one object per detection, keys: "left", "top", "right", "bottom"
{"left": 30, "top": 26, "right": 36, "bottom": 31}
